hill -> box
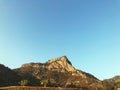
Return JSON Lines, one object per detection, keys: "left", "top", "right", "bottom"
{"left": 103, "top": 76, "right": 120, "bottom": 90}
{"left": 14, "top": 56, "right": 103, "bottom": 89}
{"left": 0, "top": 64, "right": 21, "bottom": 86}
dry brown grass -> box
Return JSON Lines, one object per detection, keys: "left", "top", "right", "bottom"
{"left": 0, "top": 86, "right": 79, "bottom": 90}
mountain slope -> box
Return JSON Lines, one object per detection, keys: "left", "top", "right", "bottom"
{"left": 105, "top": 76, "right": 120, "bottom": 84}
{"left": 103, "top": 76, "right": 120, "bottom": 90}
{"left": 14, "top": 56, "right": 103, "bottom": 89}
{"left": 0, "top": 64, "right": 21, "bottom": 86}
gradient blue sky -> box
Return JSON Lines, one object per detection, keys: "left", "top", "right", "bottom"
{"left": 0, "top": 0, "right": 120, "bottom": 80}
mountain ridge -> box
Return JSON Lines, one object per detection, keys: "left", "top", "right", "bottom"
{"left": 14, "top": 56, "right": 103, "bottom": 89}
{"left": 0, "top": 56, "right": 119, "bottom": 90}
{"left": 102, "top": 75, "right": 120, "bottom": 90}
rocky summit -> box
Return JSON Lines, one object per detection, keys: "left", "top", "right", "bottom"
{"left": 14, "top": 56, "right": 103, "bottom": 89}
{"left": 21, "top": 56, "right": 75, "bottom": 72}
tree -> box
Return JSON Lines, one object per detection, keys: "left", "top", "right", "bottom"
{"left": 40, "top": 79, "right": 48, "bottom": 87}
{"left": 19, "top": 79, "right": 29, "bottom": 86}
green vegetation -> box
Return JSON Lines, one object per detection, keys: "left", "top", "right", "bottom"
{"left": 40, "top": 79, "right": 48, "bottom": 87}
{"left": 19, "top": 80, "right": 29, "bottom": 86}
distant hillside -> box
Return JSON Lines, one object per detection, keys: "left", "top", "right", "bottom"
{"left": 103, "top": 76, "right": 120, "bottom": 90}
{"left": 14, "top": 56, "right": 103, "bottom": 90}
{"left": 0, "top": 64, "right": 21, "bottom": 86}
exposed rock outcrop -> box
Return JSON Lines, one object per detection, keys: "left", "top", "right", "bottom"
{"left": 46, "top": 56, "right": 75, "bottom": 72}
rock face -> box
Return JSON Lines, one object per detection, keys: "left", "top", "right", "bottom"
{"left": 46, "top": 56, "right": 75, "bottom": 72}
{"left": 15, "top": 56, "right": 103, "bottom": 89}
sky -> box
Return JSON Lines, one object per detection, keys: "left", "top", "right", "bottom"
{"left": 0, "top": 0, "right": 120, "bottom": 80}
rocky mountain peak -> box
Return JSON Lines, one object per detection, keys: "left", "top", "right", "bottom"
{"left": 46, "top": 56, "right": 75, "bottom": 72}
{"left": 13, "top": 56, "right": 103, "bottom": 89}
{"left": 47, "top": 56, "right": 72, "bottom": 65}
{"left": 20, "top": 56, "right": 75, "bottom": 72}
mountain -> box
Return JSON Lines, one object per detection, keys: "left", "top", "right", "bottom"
{"left": 103, "top": 76, "right": 120, "bottom": 90}
{"left": 14, "top": 56, "right": 103, "bottom": 89}
{"left": 0, "top": 64, "right": 21, "bottom": 86}
{"left": 105, "top": 76, "right": 120, "bottom": 84}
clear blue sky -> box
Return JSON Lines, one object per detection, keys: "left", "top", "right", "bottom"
{"left": 0, "top": 0, "right": 120, "bottom": 80}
